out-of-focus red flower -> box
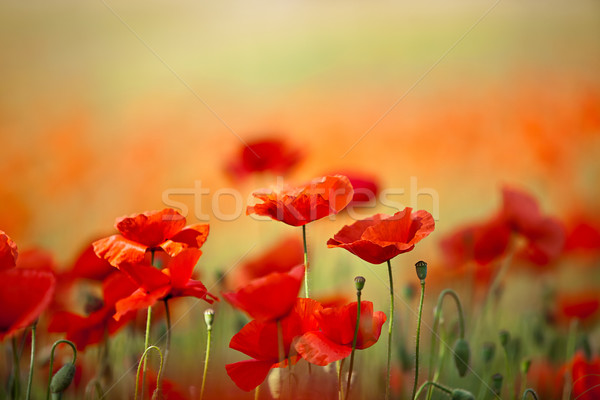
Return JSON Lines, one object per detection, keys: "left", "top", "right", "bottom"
{"left": 144, "top": 369, "right": 190, "bottom": 400}
{"left": 0, "top": 268, "right": 56, "bottom": 340}
{"left": 331, "top": 171, "right": 379, "bottom": 206}
{"left": 223, "top": 265, "right": 304, "bottom": 322}
{"left": 225, "top": 137, "right": 303, "bottom": 181}
{"left": 247, "top": 175, "right": 354, "bottom": 227}
{"left": 564, "top": 217, "right": 600, "bottom": 253}
{"left": 550, "top": 291, "right": 600, "bottom": 329}
{"left": 69, "top": 241, "right": 116, "bottom": 281}
{"left": 0, "top": 230, "right": 18, "bottom": 271}
{"left": 113, "top": 249, "right": 217, "bottom": 321}
{"left": 526, "top": 359, "right": 563, "bottom": 399}
{"left": 570, "top": 351, "right": 600, "bottom": 400}
{"left": 228, "top": 236, "right": 303, "bottom": 290}
{"left": 327, "top": 208, "right": 435, "bottom": 264}
{"left": 295, "top": 301, "right": 386, "bottom": 366}
{"left": 93, "top": 208, "right": 209, "bottom": 267}
{"left": 49, "top": 271, "right": 138, "bottom": 350}
{"left": 226, "top": 298, "right": 320, "bottom": 391}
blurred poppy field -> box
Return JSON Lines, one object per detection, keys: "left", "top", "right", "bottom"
{"left": 1, "top": 1, "right": 600, "bottom": 399}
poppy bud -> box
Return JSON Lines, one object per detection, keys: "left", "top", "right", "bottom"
{"left": 50, "top": 363, "right": 76, "bottom": 393}
{"left": 354, "top": 276, "right": 366, "bottom": 292}
{"left": 482, "top": 342, "right": 496, "bottom": 364}
{"left": 451, "top": 389, "right": 475, "bottom": 400}
{"left": 491, "top": 373, "right": 503, "bottom": 395}
{"left": 499, "top": 330, "right": 510, "bottom": 349}
{"left": 415, "top": 260, "right": 428, "bottom": 281}
{"left": 453, "top": 338, "right": 471, "bottom": 377}
{"left": 521, "top": 358, "right": 531, "bottom": 375}
{"left": 204, "top": 309, "right": 215, "bottom": 331}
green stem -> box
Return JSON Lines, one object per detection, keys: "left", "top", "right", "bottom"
{"left": 11, "top": 336, "right": 21, "bottom": 400}
{"left": 385, "top": 260, "right": 394, "bottom": 400}
{"left": 337, "top": 359, "right": 345, "bottom": 400}
{"left": 345, "top": 292, "right": 362, "bottom": 400}
{"left": 134, "top": 346, "right": 163, "bottom": 400}
{"left": 426, "top": 289, "right": 466, "bottom": 400}
{"left": 200, "top": 324, "right": 212, "bottom": 400}
{"left": 46, "top": 340, "right": 77, "bottom": 400}
{"left": 163, "top": 299, "right": 171, "bottom": 371}
{"left": 561, "top": 319, "right": 578, "bottom": 400}
{"left": 25, "top": 321, "right": 37, "bottom": 400}
{"left": 414, "top": 381, "right": 452, "bottom": 400}
{"left": 521, "top": 388, "right": 539, "bottom": 400}
{"left": 140, "top": 249, "right": 157, "bottom": 400}
{"left": 503, "top": 346, "right": 513, "bottom": 400}
{"left": 302, "top": 225, "right": 309, "bottom": 298}
{"left": 411, "top": 280, "right": 426, "bottom": 400}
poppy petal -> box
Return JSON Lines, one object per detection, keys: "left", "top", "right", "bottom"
{"left": 225, "top": 359, "right": 274, "bottom": 391}
{"left": 0, "top": 230, "right": 18, "bottom": 271}
{"left": 113, "top": 288, "right": 167, "bottom": 321}
{"left": 161, "top": 224, "right": 210, "bottom": 257}
{"left": 115, "top": 209, "right": 186, "bottom": 247}
{"left": 167, "top": 249, "right": 202, "bottom": 288}
{"left": 93, "top": 235, "right": 147, "bottom": 267}
{"left": 295, "top": 331, "right": 352, "bottom": 366}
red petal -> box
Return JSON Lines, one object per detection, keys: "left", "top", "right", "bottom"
{"left": 161, "top": 224, "right": 210, "bottom": 257}
{"left": 0, "top": 230, "right": 18, "bottom": 271}
{"left": 113, "top": 288, "right": 167, "bottom": 321}
{"left": 502, "top": 186, "right": 543, "bottom": 232}
{"left": 230, "top": 319, "right": 272, "bottom": 360}
{"left": 167, "top": 249, "right": 202, "bottom": 288}
{"left": 101, "top": 271, "right": 139, "bottom": 307}
{"left": 117, "top": 262, "right": 171, "bottom": 293}
{"left": 115, "top": 209, "right": 186, "bottom": 247}
{"left": 93, "top": 235, "right": 147, "bottom": 267}
{"left": 225, "top": 360, "right": 274, "bottom": 391}
{"left": 70, "top": 242, "right": 115, "bottom": 281}
{"left": 0, "top": 269, "right": 55, "bottom": 340}
{"left": 295, "top": 331, "right": 351, "bottom": 366}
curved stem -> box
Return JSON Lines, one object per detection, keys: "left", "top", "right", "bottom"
{"left": 521, "top": 388, "right": 539, "bottom": 400}
{"left": 345, "top": 292, "right": 362, "bottom": 400}
{"left": 46, "top": 340, "right": 77, "bottom": 400}
{"left": 134, "top": 346, "right": 163, "bottom": 400}
{"left": 385, "top": 260, "right": 394, "bottom": 400}
{"left": 426, "top": 289, "right": 466, "bottom": 400}
{"left": 414, "top": 381, "right": 452, "bottom": 400}
{"left": 26, "top": 321, "right": 37, "bottom": 400}
{"left": 200, "top": 323, "right": 212, "bottom": 400}
{"left": 302, "top": 225, "right": 309, "bottom": 298}
{"left": 411, "top": 280, "right": 426, "bottom": 400}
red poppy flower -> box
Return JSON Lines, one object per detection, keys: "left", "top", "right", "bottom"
{"left": 225, "top": 137, "right": 303, "bottom": 181}
{"left": 49, "top": 271, "right": 138, "bottom": 350}
{"left": 225, "top": 298, "right": 320, "bottom": 391}
{"left": 69, "top": 241, "right": 116, "bottom": 281}
{"left": 93, "top": 208, "right": 209, "bottom": 267}
{"left": 526, "top": 359, "right": 563, "bottom": 399}
{"left": 565, "top": 217, "right": 600, "bottom": 253}
{"left": 295, "top": 301, "right": 386, "bottom": 366}
{"left": 0, "top": 268, "right": 56, "bottom": 340}
{"left": 227, "top": 236, "right": 303, "bottom": 290}
{"left": 332, "top": 171, "right": 379, "bottom": 206}
{"left": 113, "top": 249, "right": 217, "bottom": 321}
{"left": 550, "top": 291, "right": 600, "bottom": 329}
{"left": 223, "top": 265, "right": 304, "bottom": 322}
{"left": 327, "top": 208, "right": 435, "bottom": 264}
{"left": 0, "top": 230, "right": 18, "bottom": 271}
{"left": 570, "top": 351, "right": 600, "bottom": 400}
{"left": 247, "top": 175, "right": 354, "bottom": 227}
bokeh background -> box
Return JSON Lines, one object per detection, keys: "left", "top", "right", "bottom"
{"left": 1, "top": 1, "right": 599, "bottom": 397}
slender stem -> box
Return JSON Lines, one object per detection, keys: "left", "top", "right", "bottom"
{"left": 426, "top": 289, "right": 466, "bottom": 400}
{"left": 411, "top": 280, "right": 426, "bottom": 400}
{"left": 302, "top": 225, "right": 309, "bottom": 298}
{"left": 134, "top": 346, "right": 163, "bottom": 400}
{"left": 163, "top": 299, "right": 171, "bottom": 370}
{"left": 46, "top": 340, "right": 77, "bottom": 400}
{"left": 11, "top": 336, "right": 21, "bottom": 400}
{"left": 345, "top": 293, "right": 362, "bottom": 400}
{"left": 277, "top": 320, "right": 285, "bottom": 397}
{"left": 521, "top": 388, "right": 539, "bottom": 400}
{"left": 337, "top": 359, "right": 345, "bottom": 400}
{"left": 140, "top": 250, "right": 157, "bottom": 400}
{"left": 414, "top": 381, "right": 452, "bottom": 400}
{"left": 503, "top": 346, "right": 513, "bottom": 400}
{"left": 200, "top": 324, "right": 212, "bottom": 400}
{"left": 26, "top": 321, "right": 37, "bottom": 400}
{"left": 562, "top": 319, "right": 578, "bottom": 400}
{"left": 254, "top": 385, "right": 260, "bottom": 400}
{"left": 385, "top": 260, "right": 394, "bottom": 400}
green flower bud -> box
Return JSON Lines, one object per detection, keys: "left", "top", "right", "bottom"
{"left": 521, "top": 358, "right": 532, "bottom": 375}
{"left": 491, "top": 373, "right": 503, "bottom": 395}
{"left": 415, "top": 260, "right": 428, "bottom": 281}
{"left": 204, "top": 309, "right": 215, "bottom": 330}
{"left": 482, "top": 342, "right": 496, "bottom": 364}
{"left": 354, "top": 276, "right": 366, "bottom": 291}
{"left": 499, "top": 330, "right": 510, "bottom": 349}
{"left": 50, "top": 363, "right": 76, "bottom": 393}
{"left": 451, "top": 389, "right": 475, "bottom": 400}
{"left": 453, "top": 338, "right": 471, "bottom": 377}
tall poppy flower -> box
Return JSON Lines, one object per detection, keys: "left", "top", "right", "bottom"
{"left": 327, "top": 207, "right": 435, "bottom": 264}
{"left": 113, "top": 249, "right": 217, "bottom": 321}
{"left": 93, "top": 208, "right": 209, "bottom": 267}
{"left": 225, "top": 137, "right": 303, "bottom": 181}
{"left": 48, "top": 271, "right": 138, "bottom": 350}
{"left": 295, "top": 301, "right": 386, "bottom": 366}
{"left": 247, "top": 175, "right": 354, "bottom": 227}
{"left": 222, "top": 265, "right": 304, "bottom": 322}
{"left": 225, "top": 298, "right": 320, "bottom": 391}
{"left": 570, "top": 351, "right": 600, "bottom": 400}
{"left": 0, "top": 230, "right": 18, "bottom": 271}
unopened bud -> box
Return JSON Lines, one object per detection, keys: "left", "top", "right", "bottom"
{"left": 499, "top": 330, "right": 510, "bottom": 348}
{"left": 354, "top": 276, "right": 366, "bottom": 292}
{"left": 451, "top": 389, "right": 475, "bottom": 400}
{"left": 521, "top": 359, "right": 531, "bottom": 375}
{"left": 482, "top": 342, "right": 496, "bottom": 364}
{"left": 415, "top": 260, "right": 428, "bottom": 281}
{"left": 491, "top": 373, "right": 503, "bottom": 395}
{"left": 453, "top": 338, "right": 471, "bottom": 377}
{"left": 50, "top": 363, "right": 76, "bottom": 393}
{"left": 204, "top": 309, "right": 215, "bottom": 330}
